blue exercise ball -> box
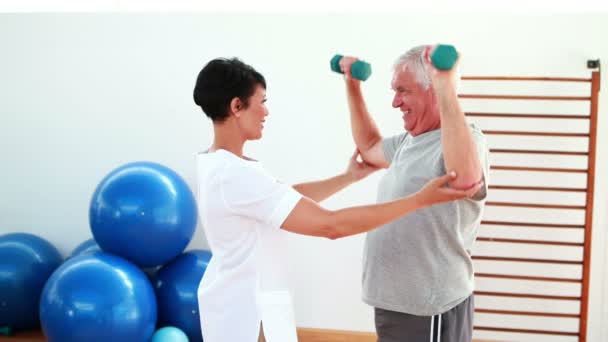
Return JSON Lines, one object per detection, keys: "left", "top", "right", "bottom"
{"left": 40, "top": 252, "right": 157, "bottom": 342}
{"left": 0, "top": 233, "right": 63, "bottom": 331}
{"left": 151, "top": 326, "right": 190, "bottom": 342}
{"left": 89, "top": 161, "right": 198, "bottom": 268}
{"left": 69, "top": 238, "right": 101, "bottom": 258}
{"left": 152, "top": 250, "right": 212, "bottom": 342}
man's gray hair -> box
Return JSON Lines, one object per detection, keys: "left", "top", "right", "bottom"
{"left": 393, "top": 45, "right": 460, "bottom": 92}
{"left": 393, "top": 45, "right": 431, "bottom": 89}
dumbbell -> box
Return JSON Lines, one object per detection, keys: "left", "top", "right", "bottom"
{"left": 0, "top": 326, "right": 13, "bottom": 336}
{"left": 331, "top": 45, "right": 457, "bottom": 81}
{"left": 430, "top": 44, "right": 459, "bottom": 70}
{"left": 330, "top": 54, "right": 372, "bottom": 81}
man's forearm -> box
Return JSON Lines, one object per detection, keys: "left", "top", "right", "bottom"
{"left": 436, "top": 85, "right": 482, "bottom": 189}
{"left": 293, "top": 173, "right": 354, "bottom": 202}
{"left": 345, "top": 82, "right": 382, "bottom": 151}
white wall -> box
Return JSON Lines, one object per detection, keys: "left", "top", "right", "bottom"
{"left": 0, "top": 13, "right": 606, "bottom": 341}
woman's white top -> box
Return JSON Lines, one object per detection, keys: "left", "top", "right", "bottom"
{"left": 196, "top": 149, "right": 302, "bottom": 342}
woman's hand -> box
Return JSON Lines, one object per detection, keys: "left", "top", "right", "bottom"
{"left": 346, "top": 149, "right": 381, "bottom": 182}
{"left": 415, "top": 171, "right": 483, "bottom": 207}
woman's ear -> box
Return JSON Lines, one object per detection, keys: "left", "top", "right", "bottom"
{"left": 230, "top": 97, "right": 242, "bottom": 117}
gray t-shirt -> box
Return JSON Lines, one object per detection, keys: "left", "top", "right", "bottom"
{"left": 362, "top": 125, "right": 490, "bottom": 316}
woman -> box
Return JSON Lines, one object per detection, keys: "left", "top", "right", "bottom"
{"left": 193, "top": 58, "right": 481, "bottom": 342}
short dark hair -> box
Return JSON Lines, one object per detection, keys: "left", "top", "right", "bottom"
{"left": 193, "top": 58, "right": 266, "bottom": 123}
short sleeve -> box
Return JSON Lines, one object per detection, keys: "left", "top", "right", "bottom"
{"left": 220, "top": 162, "right": 302, "bottom": 228}
{"left": 382, "top": 132, "right": 409, "bottom": 164}
{"left": 470, "top": 125, "right": 491, "bottom": 201}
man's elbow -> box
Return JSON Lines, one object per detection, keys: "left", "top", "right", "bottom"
{"left": 450, "top": 171, "right": 483, "bottom": 190}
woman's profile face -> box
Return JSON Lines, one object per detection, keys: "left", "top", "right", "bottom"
{"left": 238, "top": 85, "right": 268, "bottom": 141}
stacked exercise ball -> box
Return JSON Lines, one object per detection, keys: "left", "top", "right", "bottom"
{"left": 0, "top": 233, "right": 63, "bottom": 332}
{"left": 39, "top": 252, "right": 158, "bottom": 341}
{"left": 152, "top": 326, "right": 190, "bottom": 342}
{"left": 89, "top": 162, "right": 198, "bottom": 268}
{"left": 33, "top": 161, "right": 205, "bottom": 342}
{"left": 68, "top": 238, "right": 101, "bottom": 258}
{"left": 152, "top": 250, "right": 212, "bottom": 342}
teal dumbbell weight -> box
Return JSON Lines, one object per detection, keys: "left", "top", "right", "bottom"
{"left": 430, "top": 44, "right": 459, "bottom": 70}
{"left": 0, "top": 326, "right": 13, "bottom": 336}
{"left": 330, "top": 54, "right": 372, "bottom": 81}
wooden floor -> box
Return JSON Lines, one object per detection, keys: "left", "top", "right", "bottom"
{"left": 298, "top": 328, "right": 376, "bottom": 342}
{"left": 1, "top": 330, "right": 45, "bottom": 342}
{"left": 297, "top": 328, "right": 499, "bottom": 342}
{"left": 4, "top": 329, "right": 499, "bottom": 341}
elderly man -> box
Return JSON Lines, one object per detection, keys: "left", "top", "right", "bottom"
{"left": 339, "top": 45, "right": 490, "bottom": 342}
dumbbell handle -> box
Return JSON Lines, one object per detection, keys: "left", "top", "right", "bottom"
{"left": 330, "top": 55, "right": 372, "bottom": 81}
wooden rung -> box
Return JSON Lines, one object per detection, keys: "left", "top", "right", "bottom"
{"left": 489, "top": 185, "right": 587, "bottom": 192}
{"left": 461, "top": 76, "right": 591, "bottom": 82}
{"left": 490, "top": 149, "right": 588, "bottom": 156}
{"left": 475, "top": 309, "right": 579, "bottom": 318}
{"left": 459, "top": 94, "right": 591, "bottom": 101}
{"left": 475, "top": 273, "right": 582, "bottom": 283}
{"left": 491, "top": 165, "right": 588, "bottom": 173}
{"left": 466, "top": 112, "right": 590, "bottom": 119}
{"left": 475, "top": 291, "right": 581, "bottom": 301}
{"left": 485, "top": 202, "right": 586, "bottom": 210}
{"left": 481, "top": 220, "right": 585, "bottom": 229}
{"left": 472, "top": 256, "right": 583, "bottom": 265}
{"left": 474, "top": 326, "right": 579, "bottom": 337}
{"left": 476, "top": 237, "right": 584, "bottom": 247}
{"left": 484, "top": 131, "right": 589, "bottom": 137}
